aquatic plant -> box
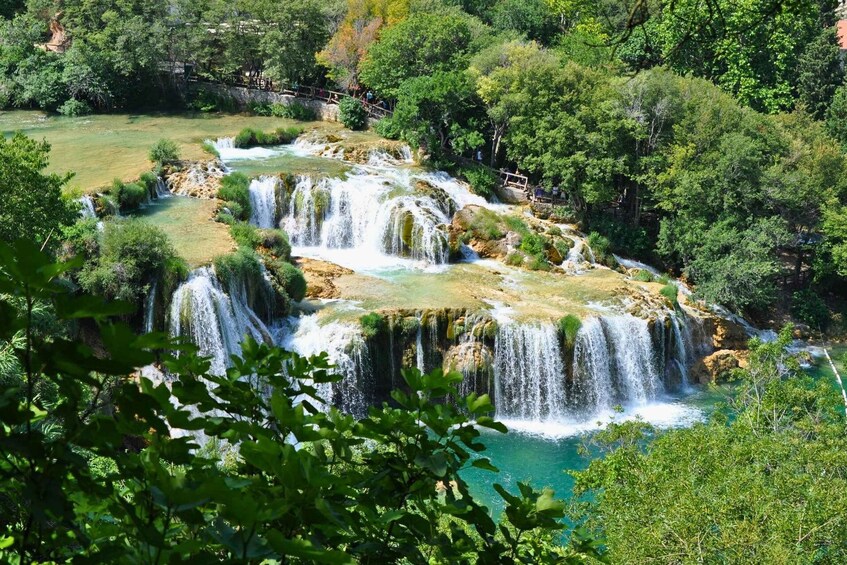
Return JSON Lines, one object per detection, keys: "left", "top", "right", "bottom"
{"left": 148, "top": 138, "right": 180, "bottom": 164}
{"left": 360, "top": 312, "right": 388, "bottom": 339}
{"left": 217, "top": 172, "right": 251, "bottom": 220}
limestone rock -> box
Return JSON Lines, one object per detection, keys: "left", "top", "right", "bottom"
{"left": 164, "top": 160, "right": 226, "bottom": 199}
{"left": 295, "top": 258, "right": 353, "bottom": 299}
{"left": 712, "top": 318, "right": 749, "bottom": 350}
{"left": 691, "top": 350, "right": 743, "bottom": 384}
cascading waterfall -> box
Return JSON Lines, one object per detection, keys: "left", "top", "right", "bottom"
{"left": 494, "top": 323, "right": 567, "bottom": 421}
{"left": 280, "top": 172, "right": 452, "bottom": 264}
{"left": 78, "top": 195, "right": 96, "bottom": 219}
{"left": 280, "top": 315, "right": 372, "bottom": 417}
{"left": 144, "top": 280, "right": 158, "bottom": 334}
{"left": 155, "top": 177, "right": 171, "bottom": 198}
{"left": 169, "top": 267, "right": 270, "bottom": 376}
{"left": 248, "top": 176, "right": 279, "bottom": 228}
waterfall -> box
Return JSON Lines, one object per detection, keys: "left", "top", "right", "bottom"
{"left": 155, "top": 177, "right": 171, "bottom": 198}
{"left": 280, "top": 315, "right": 372, "bottom": 416}
{"left": 281, "top": 172, "right": 452, "bottom": 264}
{"left": 494, "top": 323, "right": 567, "bottom": 421}
{"left": 248, "top": 176, "right": 278, "bottom": 228}
{"left": 78, "top": 196, "right": 96, "bottom": 219}
{"left": 169, "top": 267, "right": 270, "bottom": 376}
{"left": 144, "top": 280, "right": 158, "bottom": 334}
{"left": 415, "top": 313, "right": 425, "bottom": 374}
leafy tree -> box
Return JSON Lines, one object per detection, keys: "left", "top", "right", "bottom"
{"left": 338, "top": 96, "right": 368, "bottom": 130}
{"left": 796, "top": 27, "right": 844, "bottom": 120}
{"left": 77, "top": 219, "right": 186, "bottom": 305}
{"left": 317, "top": 15, "right": 383, "bottom": 91}
{"left": 570, "top": 328, "right": 847, "bottom": 562}
{"left": 489, "top": 0, "right": 559, "bottom": 45}
{"left": 0, "top": 133, "right": 75, "bottom": 247}
{"left": 826, "top": 85, "right": 847, "bottom": 150}
{"left": 469, "top": 39, "right": 560, "bottom": 166}
{"left": 359, "top": 12, "right": 482, "bottom": 97}
{"left": 0, "top": 240, "right": 605, "bottom": 562}
{"left": 388, "top": 70, "right": 485, "bottom": 158}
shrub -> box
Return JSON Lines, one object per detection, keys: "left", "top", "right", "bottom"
{"left": 189, "top": 89, "right": 238, "bottom": 113}
{"left": 660, "top": 284, "right": 679, "bottom": 308}
{"left": 247, "top": 101, "right": 273, "bottom": 116}
{"left": 461, "top": 165, "right": 496, "bottom": 200}
{"left": 791, "top": 288, "right": 830, "bottom": 330}
{"left": 257, "top": 228, "right": 291, "bottom": 260}
{"left": 634, "top": 269, "right": 654, "bottom": 282}
{"left": 139, "top": 172, "right": 159, "bottom": 198}
{"left": 112, "top": 179, "right": 147, "bottom": 211}
{"left": 505, "top": 251, "right": 526, "bottom": 266}
{"left": 217, "top": 172, "right": 251, "bottom": 220}
{"left": 233, "top": 127, "right": 302, "bottom": 148}
{"left": 374, "top": 116, "right": 402, "bottom": 139}
{"left": 547, "top": 226, "right": 563, "bottom": 237}
{"left": 272, "top": 260, "right": 306, "bottom": 302}
{"left": 201, "top": 140, "right": 220, "bottom": 158}
{"left": 229, "top": 221, "right": 261, "bottom": 249}
{"left": 520, "top": 233, "right": 547, "bottom": 257}
{"left": 214, "top": 247, "right": 277, "bottom": 319}
{"left": 554, "top": 238, "right": 573, "bottom": 260}
{"left": 339, "top": 96, "right": 369, "bottom": 130}
{"left": 557, "top": 315, "right": 582, "bottom": 348}
{"left": 587, "top": 232, "right": 616, "bottom": 267}
{"left": 57, "top": 98, "right": 92, "bottom": 116}
{"left": 219, "top": 201, "right": 243, "bottom": 222}
{"left": 550, "top": 205, "right": 577, "bottom": 223}
{"left": 468, "top": 209, "right": 504, "bottom": 240}
{"left": 272, "top": 101, "right": 317, "bottom": 121}
{"left": 149, "top": 139, "right": 180, "bottom": 164}
{"left": 77, "top": 219, "right": 185, "bottom": 304}
{"left": 360, "top": 312, "right": 388, "bottom": 339}
{"left": 528, "top": 254, "right": 550, "bottom": 271}
{"left": 504, "top": 216, "right": 531, "bottom": 236}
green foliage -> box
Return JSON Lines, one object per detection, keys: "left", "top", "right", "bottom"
{"left": 217, "top": 172, "right": 251, "bottom": 221}
{"left": 0, "top": 242, "right": 609, "bottom": 561}
{"left": 229, "top": 221, "right": 261, "bottom": 249}
{"left": 201, "top": 140, "right": 220, "bottom": 157}
{"left": 148, "top": 138, "right": 180, "bottom": 164}
{"left": 791, "top": 288, "right": 831, "bottom": 331}
{"left": 796, "top": 27, "right": 844, "bottom": 120}
{"left": 557, "top": 314, "right": 581, "bottom": 348}
{"left": 633, "top": 269, "right": 653, "bottom": 282}
{"left": 138, "top": 171, "right": 159, "bottom": 198}
{"left": 189, "top": 89, "right": 238, "bottom": 113}
{"left": 460, "top": 164, "right": 496, "bottom": 200}
{"left": 274, "top": 101, "right": 317, "bottom": 121}
{"left": 586, "top": 232, "right": 614, "bottom": 267}
{"left": 466, "top": 208, "right": 504, "bottom": 240}
{"left": 256, "top": 228, "right": 291, "bottom": 260}
{"left": 233, "top": 127, "right": 302, "bottom": 148}
{"left": 271, "top": 260, "right": 306, "bottom": 302}
{"left": 0, "top": 133, "right": 76, "bottom": 247}
{"left": 360, "top": 312, "right": 388, "bottom": 339}
{"left": 659, "top": 284, "right": 678, "bottom": 308}
{"left": 112, "top": 180, "right": 147, "bottom": 212}
{"left": 338, "top": 96, "right": 368, "bottom": 130}
{"left": 57, "top": 98, "right": 93, "bottom": 116}
{"left": 360, "top": 12, "right": 483, "bottom": 98}
{"left": 826, "top": 86, "right": 847, "bottom": 150}
{"left": 77, "top": 218, "right": 186, "bottom": 305}
{"left": 571, "top": 328, "right": 847, "bottom": 562}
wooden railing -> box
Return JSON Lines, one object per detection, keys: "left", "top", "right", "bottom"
{"left": 188, "top": 76, "right": 393, "bottom": 119}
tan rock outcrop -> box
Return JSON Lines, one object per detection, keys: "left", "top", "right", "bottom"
{"left": 296, "top": 258, "right": 354, "bottom": 299}
{"left": 164, "top": 160, "right": 227, "bottom": 199}
{"left": 691, "top": 349, "right": 744, "bottom": 384}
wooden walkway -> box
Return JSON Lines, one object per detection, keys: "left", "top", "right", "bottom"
{"left": 189, "top": 76, "right": 392, "bottom": 120}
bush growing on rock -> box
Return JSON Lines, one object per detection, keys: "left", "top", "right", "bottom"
{"left": 201, "top": 140, "right": 220, "bottom": 157}
{"left": 229, "top": 221, "right": 261, "bottom": 249}
{"left": 77, "top": 219, "right": 186, "bottom": 305}
{"left": 257, "top": 228, "right": 291, "bottom": 260}
{"left": 587, "top": 232, "right": 616, "bottom": 267}
{"left": 148, "top": 139, "right": 180, "bottom": 164}
{"left": 339, "top": 96, "right": 368, "bottom": 130}
{"left": 274, "top": 101, "right": 317, "bottom": 121}
{"left": 233, "top": 127, "right": 302, "bottom": 148}
{"left": 360, "top": 312, "right": 388, "bottom": 339}
{"left": 460, "top": 164, "right": 496, "bottom": 200}
{"left": 112, "top": 179, "right": 147, "bottom": 211}
{"left": 138, "top": 171, "right": 159, "bottom": 199}
{"left": 660, "top": 284, "right": 679, "bottom": 308}
{"left": 557, "top": 315, "right": 582, "bottom": 348}
{"left": 268, "top": 259, "right": 306, "bottom": 302}
{"left": 217, "top": 172, "right": 251, "bottom": 220}
{"left": 634, "top": 269, "right": 654, "bottom": 282}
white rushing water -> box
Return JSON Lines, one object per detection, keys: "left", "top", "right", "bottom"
{"left": 248, "top": 176, "right": 278, "bottom": 228}
{"left": 169, "top": 267, "right": 271, "bottom": 375}
{"left": 279, "top": 314, "right": 372, "bottom": 416}
{"left": 78, "top": 195, "right": 97, "bottom": 219}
